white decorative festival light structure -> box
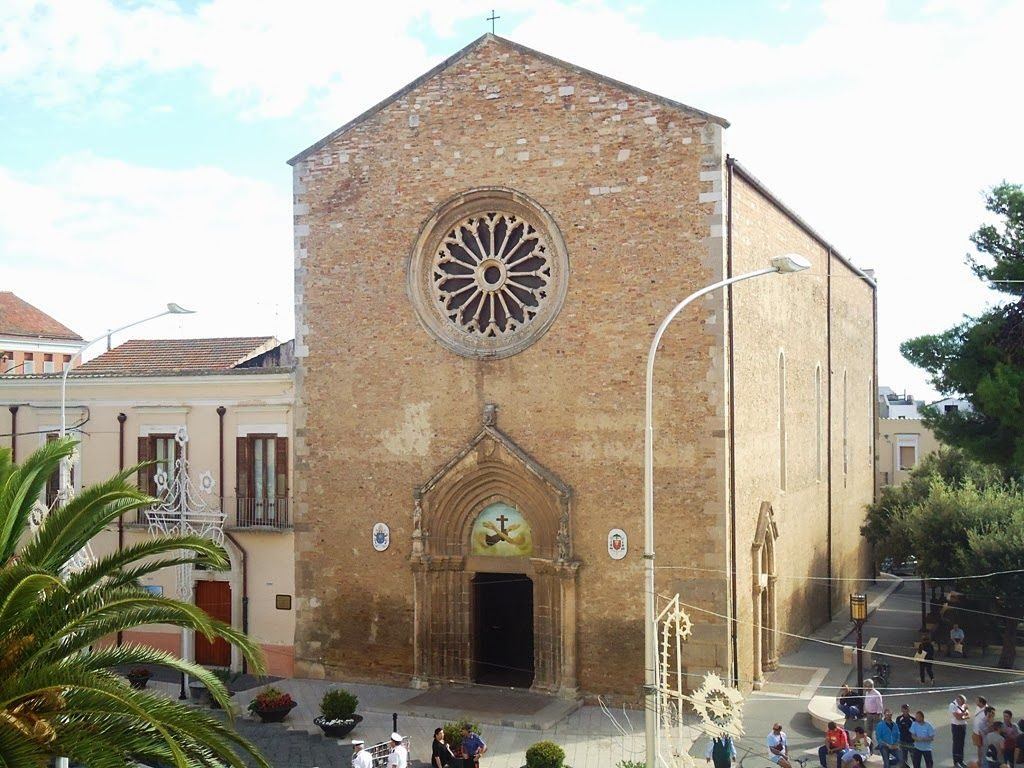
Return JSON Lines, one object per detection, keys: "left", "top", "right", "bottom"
{"left": 145, "top": 427, "right": 225, "bottom": 695}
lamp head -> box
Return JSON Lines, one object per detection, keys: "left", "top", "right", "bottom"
{"left": 850, "top": 592, "right": 868, "bottom": 622}
{"left": 771, "top": 253, "right": 811, "bottom": 274}
{"left": 166, "top": 303, "right": 195, "bottom": 314}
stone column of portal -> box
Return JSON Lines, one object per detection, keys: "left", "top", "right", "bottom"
{"left": 557, "top": 560, "right": 580, "bottom": 698}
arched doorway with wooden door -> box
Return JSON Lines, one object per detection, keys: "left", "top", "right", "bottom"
{"left": 410, "top": 404, "right": 580, "bottom": 697}
{"left": 752, "top": 501, "right": 779, "bottom": 689}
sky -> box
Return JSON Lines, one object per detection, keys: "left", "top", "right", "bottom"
{"left": 2, "top": 0, "right": 1023, "bottom": 399}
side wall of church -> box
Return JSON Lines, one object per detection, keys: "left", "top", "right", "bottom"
{"left": 729, "top": 171, "right": 875, "bottom": 687}
{"left": 290, "top": 38, "right": 731, "bottom": 699}
{"left": 828, "top": 248, "right": 876, "bottom": 611}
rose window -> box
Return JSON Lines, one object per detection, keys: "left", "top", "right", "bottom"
{"left": 433, "top": 213, "right": 551, "bottom": 337}
{"left": 409, "top": 189, "right": 569, "bottom": 359}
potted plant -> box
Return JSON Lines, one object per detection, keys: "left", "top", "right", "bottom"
{"left": 126, "top": 667, "right": 151, "bottom": 690}
{"left": 247, "top": 687, "right": 297, "bottom": 723}
{"left": 526, "top": 740, "right": 566, "bottom": 768}
{"left": 313, "top": 688, "right": 362, "bottom": 738}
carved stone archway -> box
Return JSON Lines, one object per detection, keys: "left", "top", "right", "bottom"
{"left": 410, "top": 404, "right": 579, "bottom": 697}
{"left": 752, "top": 501, "right": 779, "bottom": 689}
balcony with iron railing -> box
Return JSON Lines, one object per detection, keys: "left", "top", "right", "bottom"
{"left": 230, "top": 496, "right": 290, "bottom": 529}
{"left": 133, "top": 496, "right": 291, "bottom": 529}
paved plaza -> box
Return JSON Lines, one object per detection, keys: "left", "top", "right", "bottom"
{"left": 152, "top": 576, "right": 1024, "bottom": 768}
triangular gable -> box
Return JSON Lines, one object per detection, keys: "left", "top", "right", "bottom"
{"left": 420, "top": 419, "right": 571, "bottom": 500}
{"left": 287, "top": 33, "right": 728, "bottom": 166}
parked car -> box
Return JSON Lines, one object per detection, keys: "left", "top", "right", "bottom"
{"left": 881, "top": 556, "right": 918, "bottom": 576}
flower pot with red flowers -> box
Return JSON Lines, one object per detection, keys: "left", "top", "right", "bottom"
{"left": 126, "top": 667, "right": 151, "bottom": 690}
{"left": 247, "top": 687, "right": 297, "bottom": 723}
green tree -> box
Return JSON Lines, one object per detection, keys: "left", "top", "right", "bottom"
{"left": 0, "top": 438, "right": 269, "bottom": 767}
{"left": 861, "top": 447, "right": 1003, "bottom": 566}
{"left": 901, "top": 182, "right": 1024, "bottom": 471}
{"left": 904, "top": 480, "right": 1024, "bottom": 668}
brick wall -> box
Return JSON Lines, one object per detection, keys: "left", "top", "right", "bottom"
{"left": 291, "top": 36, "right": 729, "bottom": 698}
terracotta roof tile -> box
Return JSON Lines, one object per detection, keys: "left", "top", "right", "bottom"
{"left": 0, "top": 292, "right": 81, "bottom": 341}
{"left": 75, "top": 337, "right": 278, "bottom": 375}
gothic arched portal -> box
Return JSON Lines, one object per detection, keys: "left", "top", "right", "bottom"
{"left": 409, "top": 404, "right": 579, "bottom": 697}
{"left": 752, "top": 501, "right": 779, "bottom": 688}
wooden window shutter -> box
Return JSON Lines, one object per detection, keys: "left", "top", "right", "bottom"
{"left": 137, "top": 436, "right": 153, "bottom": 495}
{"left": 236, "top": 436, "right": 251, "bottom": 498}
{"left": 275, "top": 437, "right": 289, "bottom": 498}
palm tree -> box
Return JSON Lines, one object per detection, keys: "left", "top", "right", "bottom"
{"left": 0, "top": 437, "right": 270, "bottom": 767}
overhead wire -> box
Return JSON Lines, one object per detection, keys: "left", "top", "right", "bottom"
{"left": 669, "top": 595, "right": 1024, "bottom": 678}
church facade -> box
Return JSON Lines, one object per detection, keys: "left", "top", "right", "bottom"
{"left": 288, "top": 35, "right": 876, "bottom": 699}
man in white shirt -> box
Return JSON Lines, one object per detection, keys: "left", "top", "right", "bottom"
{"left": 949, "top": 695, "right": 970, "bottom": 768}
{"left": 767, "top": 723, "right": 793, "bottom": 768}
{"left": 351, "top": 739, "right": 372, "bottom": 768}
{"left": 864, "top": 680, "right": 884, "bottom": 734}
{"left": 388, "top": 732, "right": 408, "bottom": 768}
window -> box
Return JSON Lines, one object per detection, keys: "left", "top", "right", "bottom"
{"left": 137, "top": 434, "right": 179, "bottom": 497}
{"left": 896, "top": 435, "right": 919, "bottom": 471}
{"left": 43, "top": 354, "right": 54, "bottom": 374}
{"left": 778, "top": 352, "right": 787, "bottom": 491}
{"left": 61, "top": 354, "right": 71, "bottom": 372}
{"left": 945, "top": 404, "right": 959, "bottom": 413}
{"left": 23, "top": 354, "right": 34, "bottom": 375}
{"left": 237, "top": 434, "right": 289, "bottom": 525}
{"left": 815, "top": 364, "right": 823, "bottom": 482}
{"left": 45, "top": 432, "right": 74, "bottom": 507}
{"left": 842, "top": 370, "right": 849, "bottom": 479}
{"left": 408, "top": 189, "right": 570, "bottom": 360}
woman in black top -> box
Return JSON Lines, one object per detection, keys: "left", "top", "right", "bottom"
{"left": 432, "top": 727, "right": 455, "bottom": 768}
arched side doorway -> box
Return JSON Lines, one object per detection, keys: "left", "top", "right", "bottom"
{"left": 410, "top": 404, "right": 579, "bottom": 697}
{"left": 752, "top": 501, "right": 779, "bottom": 689}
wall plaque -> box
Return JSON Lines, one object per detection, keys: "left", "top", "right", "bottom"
{"left": 372, "top": 522, "right": 390, "bottom": 552}
{"left": 608, "top": 528, "right": 628, "bottom": 560}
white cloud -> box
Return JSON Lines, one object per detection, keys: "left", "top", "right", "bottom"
{"left": 0, "top": 155, "right": 293, "bottom": 346}
{"left": 3, "top": 1, "right": 1023, "bottom": 397}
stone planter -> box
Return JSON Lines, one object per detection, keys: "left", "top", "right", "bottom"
{"left": 210, "top": 690, "right": 235, "bottom": 710}
{"left": 254, "top": 701, "right": 297, "bottom": 723}
{"left": 314, "top": 714, "right": 362, "bottom": 739}
{"left": 188, "top": 680, "right": 210, "bottom": 705}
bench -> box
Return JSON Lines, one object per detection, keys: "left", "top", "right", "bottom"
{"left": 808, "top": 695, "right": 846, "bottom": 732}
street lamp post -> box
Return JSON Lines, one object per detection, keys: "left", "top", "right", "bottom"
{"left": 58, "top": 303, "right": 195, "bottom": 499}
{"left": 850, "top": 592, "right": 868, "bottom": 691}
{"left": 643, "top": 254, "right": 811, "bottom": 768}
{"left": 53, "top": 302, "right": 194, "bottom": 768}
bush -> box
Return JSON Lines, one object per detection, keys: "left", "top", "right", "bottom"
{"left": 320, "top": 688, "right": 358, "bottom": 720}
{"left": 247, "top": 687, "right": 295, "bottom": 714}
{"left": 443, "top": 718, "right": 480, "bottom": 751}
{"left": 526, "top": 741, "right": 565, "bottom": 768}
{"left": 616, "top": 763, "right": 645, "bottom": 768}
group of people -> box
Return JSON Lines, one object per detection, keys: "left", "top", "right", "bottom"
{"left": 349, "top": 725, "right": 487, "bottom": 767}
{"left": 431, "top": 725, "right": 487, "bottom": 768}
{"left": 350, "top": 732, "right": 409, "bottom": 768}
{"left": 950, "top": 695, "right": 1020, "bottom": 768}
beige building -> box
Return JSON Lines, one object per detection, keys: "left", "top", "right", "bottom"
{"left": 289, "top": 34, "right": 876, "bottom": 699}
{"left": 876, "top": 387, "right": 970, "bottom": 491}
{"left": 0, "top": 336, "right": 297, "bottom": 677}
{"left": 0, "top": 292, "right": 82, "bottom": 379}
